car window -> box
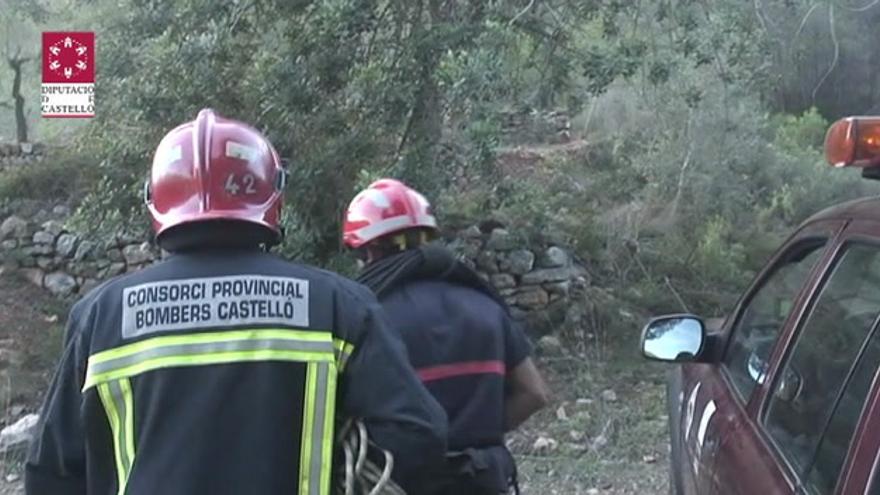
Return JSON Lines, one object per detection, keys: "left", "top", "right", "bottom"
{"left": 764, "top": 243, "right": 880, "bottom": 495}
{"left": 871, "top": 463, "right": 880, "bottom": 495}
{"left": 723, "top": 241, "right": 827, "bottom": 401}
{"left": 804, "top": 327, "right": 880, "bottom": 495}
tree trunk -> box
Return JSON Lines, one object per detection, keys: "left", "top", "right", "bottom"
{"left": 397, "top": 0, "right": 451, "bottom": 189}
{"left": 8, "top": 57, "right": 29, "bottom": 143}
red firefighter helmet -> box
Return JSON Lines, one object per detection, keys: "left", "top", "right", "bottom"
{"left": 343, "top": 178, "right": 438, "bottom": 249}
{"left": 145, "top": 109, "right": 287, "bottom": 245}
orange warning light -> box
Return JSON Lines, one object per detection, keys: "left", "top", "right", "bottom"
{"left": 825, "top": 116, "right": 880, "bottom": 168}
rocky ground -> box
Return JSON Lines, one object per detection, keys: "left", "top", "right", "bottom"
{"left": 0, "top": 270, "right": 66, "bottom": 494}
{"left": 0, "top": 268, "right": 671, "bottom": 495}
{"left": 510, "top": 342, "right": 670, "bottom": 495}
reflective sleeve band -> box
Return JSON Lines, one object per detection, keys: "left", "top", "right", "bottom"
{"left": 86, "top": 328, "right": 349, "bottom": 495}
{"left": 300, "top": 362, "right": 338, "bottom": 495}
{"left": 320, "top": 365, "right": 337, "bottom": 494}
{"left": 333, "top": 339, "right": 355, "bottom": 372}
{"left": 84, "top": 329, "right": 340, "bottom": 391}
{"left": 97, "top": 378, "right": 135, "bottom": 495}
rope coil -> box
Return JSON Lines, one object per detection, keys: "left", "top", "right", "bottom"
{"left": 335, "top": 419, "right": 407, "bottom": 495}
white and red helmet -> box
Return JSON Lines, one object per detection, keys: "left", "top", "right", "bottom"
{"left": 342, "top": 178, "right": 438, "bottom": 249}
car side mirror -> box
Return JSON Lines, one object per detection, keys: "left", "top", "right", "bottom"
{"left": 747, "top": 350, "right": 769, "bottom": 385}
{"left": 774, "top": 367, "right": 804, "bottom": 403}
{"left": 641, "top": 315, "right": 706, "bottom": 363}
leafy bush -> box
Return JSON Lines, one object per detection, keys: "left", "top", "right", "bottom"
{"left": 7, "top": 0, "right": 880, "bottom": 324}
{"left": 693, "top": 216, "right": 747, "bottom": 284}
{"left": 544, "top": 53, "right": 879, "bottom": 316}
{"left": 0, "top": 151, "right": 98, "bottom": 202}
{"left": 772, "top": 107, "right": 830, "bottom": 154}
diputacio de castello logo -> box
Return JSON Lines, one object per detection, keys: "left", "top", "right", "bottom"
{"left": 41, "top": 32, "right": 95, "bottom": 118}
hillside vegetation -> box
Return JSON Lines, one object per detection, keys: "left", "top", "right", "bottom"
{"left": 3, "top": 0, "right": 880, "bottom": 314}
{"left": 1, "top": 1, "right": 880, "bottom": 493}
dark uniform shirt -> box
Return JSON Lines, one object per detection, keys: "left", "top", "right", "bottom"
{"left": 25, "top": 249, "right": 446, "bottom": 495}
{"left": 379, "top": 279, "right": 532, "bottom": 451}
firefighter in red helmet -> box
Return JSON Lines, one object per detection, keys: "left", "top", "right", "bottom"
{"left": 25, "top": 110, "right": 447, "bottom": 495}
{"left": 344, "top": 179, "right": 550, "bottom": 494}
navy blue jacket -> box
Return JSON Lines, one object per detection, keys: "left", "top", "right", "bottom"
{"left": 379, "top": 279, "right": 532, "bottom": 450}
{"left": 25, "top": 249, "right": 446, "bottom": 495}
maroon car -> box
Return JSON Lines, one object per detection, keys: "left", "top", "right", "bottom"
{"left": 642, "top": 116, "right": 880, "bottom": 495}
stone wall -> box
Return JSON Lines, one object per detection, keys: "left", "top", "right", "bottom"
{"left": 0, "top": 212, "right": 158, "bottom": 298}
{"left": 499, "top": 109, "right": 572, "bottom": 145}
{"left": 0, "top": 209, "right": 589, "bottom": 335}
{"left": 0, "top": 142, "right": 45, "bottom": 170}
{"left": 450, "top": 225, "right": 589, "bottom": 335}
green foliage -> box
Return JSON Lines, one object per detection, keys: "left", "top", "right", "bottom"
{"left": 439, "top": 151, "right": 603, "bottom": 258}
{"left": 694, "top": 216, "right": 747, "bottom": 284}
{"left": 5, "top": 0, "right": 879, "bottom": 320}
{"left": 772, "top": 107, "right": 829, "bottom": 153}
{"left": 534, "top": 1, "right": 880, "bottom": 316}
{"left": 67, "top": 0, "right": 622, "bottom": 263}
{"left": 0, "top": 151, "right": 98, "bottom": 202}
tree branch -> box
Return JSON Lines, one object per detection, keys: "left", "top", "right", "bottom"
{"left": 6, "top": 53, "right": 34, "bottom": 68}
{"left": 812, "top": 3, "right": 839, "bottom": 102}
{"left": 364, "top": 1, "right": 393, "bottom": 62}
{"left": 794, "top": 2, "right": 822, "bottom": 41}
{"left": 665, "top": 276, "right": 691, "bottom": 313}
{"left": 544, "top": 2, "right": 565, "bottom": 27}
{"left": 833, "top": 0, "right": 880, "bottom": 12}
{"left": 227, "top": 0, "right": 255, "bottom": 34}
{"left": 670, "top": 149, "right": 692, "bottom": 220}
{"left": 508, "top": 0, "right": 537, "bottom": 27}
{"left": 754, "top": 0, "right": 769, "bottom": 33}
{"left": 395, "top": 105, "right": 417, "bottom": 159}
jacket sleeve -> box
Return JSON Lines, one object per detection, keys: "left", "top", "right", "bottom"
{"left": 25, "top": 300, "right": 90, "bottom": 495}
{"left": 336, "top": 285, "right": 448, "bottom": 491}
{"left": 504, "top": 316, "right": 534, "bottom": 370}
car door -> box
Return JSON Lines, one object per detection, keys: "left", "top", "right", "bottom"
{"left": 754, "top": 220, "right": 880, "bottom": 495}
{"left": 847, "top": 374, "right": 880, "bottom": 495}
{"left": 831, "top": 317, "right": 880, "bottom": 495}
{"left": 840, "top": 328, "right": 880, "bottom": 495}
{"left": 674, "top": 219, "right": 842, "bottom": 495}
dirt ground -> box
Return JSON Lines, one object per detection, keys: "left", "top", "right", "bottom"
{"left": 0, "top": 269, "right": 671, "bottom": 494}
{"left": 508, "top": 348, "right": 670, "bottom": 495}
{"left": 0, "top": 269, "right": 67, "bottom": 494}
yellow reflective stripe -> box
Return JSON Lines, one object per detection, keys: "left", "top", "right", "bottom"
{"left": 85, "top": 329, "right": 343, "bottom": 494}
{"left": 319, "top": 365, "right": 338, "bottom": 495}
{"left": 299, "top": 362, "right": 337, "bottom": 495}
{"left": 89, "top": 329, "right": 332, "bottom": 365}
{"left": 97, "top": 379, "right": 135, "bottom": 495}
{"left": 97, "top": 383, "right": 126, "bottom": 492}
{"left": 299, "top": 363, "right": 319, "bottom": 494}
{"left": 85, "top": 349, "right": 333, "bottom": 390}
{"left": 84, "top": 329, "right": 337, "bottom": 390}
{"left": 333, "top": 338, "right": 354, "bottom": 371}
{"left": 120, "top": 379, "right": 135, "bottom": 467}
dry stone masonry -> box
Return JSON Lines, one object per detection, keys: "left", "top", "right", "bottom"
{"left": 449, "top": 225, "right": 590, "bottom": 335}
{"left": 0, "top": 142, "right": 45, "bottom": 170}
{"left": 0, "top": 211, "right": 159, "bottom": 298}
{"left": 0, "top": 206, "right": 590, "bottom": 336}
